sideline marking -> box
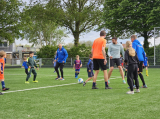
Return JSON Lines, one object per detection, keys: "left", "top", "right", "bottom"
{"left": 3, "top": 78, "right": 117, "bottom": 94}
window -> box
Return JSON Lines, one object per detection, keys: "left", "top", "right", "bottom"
{"left": 0, "top": 42, "right": 8, "bottom": 47}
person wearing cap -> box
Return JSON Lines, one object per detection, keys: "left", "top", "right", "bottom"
{"left": 25, "top": 51, "right": 39, "bottom": 84}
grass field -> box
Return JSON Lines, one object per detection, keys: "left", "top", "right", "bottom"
{"left": 0, "top": 67, "right": 160, "bottom": 119}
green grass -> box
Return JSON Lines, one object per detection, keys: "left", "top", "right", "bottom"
{"left": 0, "top": 68, "right": 160, "bottom": 119}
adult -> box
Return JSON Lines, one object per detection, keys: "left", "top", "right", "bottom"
{"left": 92, "top": 30, "right": 111, "bottom": 89}
{"left": 54, "top": 44, "right": 68, "bottom": 80}
{"left": 131, "top": 35, "right": 147, "bottom": 88}
{"left": 107, "top": 37, "right": 126, "bottom": 84}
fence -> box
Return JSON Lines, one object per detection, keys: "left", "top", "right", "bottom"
{"left": 5, "top": 56, "right": 160, "bottom": 68}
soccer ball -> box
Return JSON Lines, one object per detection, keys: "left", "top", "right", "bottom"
{"left": 78, "top": 78, "right": 83, "bottom": 83}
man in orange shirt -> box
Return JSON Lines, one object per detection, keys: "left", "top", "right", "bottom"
{"left": 92, "top": 31, "right": 112, "bottom": 89}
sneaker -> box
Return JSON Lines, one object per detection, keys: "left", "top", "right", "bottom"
{"left": 75, "top": 75, "right": 78, "bottom": 79}
{"left": 105, "top": 86, "right": 112, "bottom": 89}
{"left": 108, "top": 80, "right": 110, "bottom": 84}
{"left": 25, "top": 81, "right": 29, "bottom": 84}
{"left": 126, "top": 91, "right": 134, "bottom": 94}
{"left": 135, "top": 89, "right": 140, "bottom": 93}
{"left": 92, "top": 86, "right": 99, "bottom": 89}
{"left": 146, "top": 75, "right": 149, "bottom": 76}
{"left": 83, "top": 82, "right": 86, "bottom": 86}
{"left": 141, "top": 85, "right": 147, "bottom": 88}
{"left": 33, "top": 80, "right": 38, "bottom": 83}
{"left": 123, "top": 80, "right": 126, "bottom": 84}
{"left": 55, "top": 77, "right": 60, "bottom": 80}
{"left": 0, "top": 92, "right": 3, "bottom": 95}
{"left": 2, "top": 87, "right": 10, "bottom": 91}
{"left": 60, "top": 78, "right": 65, "bottom": 80}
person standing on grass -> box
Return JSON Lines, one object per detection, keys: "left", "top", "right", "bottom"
{"left": 83, "top": 54, "right": 94, "bottom": 86}
{"left": 124, "top": 41, "right": 140, "bottom": 94}
{"left": 25, "top": 51, "right": 39, "bottom": 84}
{"left": 131, "top": 35, "right": 147, "bottom": 88}
{"left": 144, "top": 53, "right": 149, "bottom": 76}
{"left": 107, "top": 37, "right": 126, "bottom": 84}
{"left": 53, "top": 51, "right": 57, "bottom": 73}
{"left": 73, "top": 55, "right": 82, "bottom": 79}
{"left": 91, "top": 30, "right": 112, "bottom": 89}
{"left": 54, "top": 44, "right": 68, "bottom": 80}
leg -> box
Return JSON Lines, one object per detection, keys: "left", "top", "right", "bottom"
{"left": 60, "top": 63, "right": 65, "bottom": 78}
{"left": 26, "top": 68, "right": 32, "bottom": 81}
{"left": 118, "top": 66, "right": 125, "bottom": 81}
{"left": 108, "top": 67, "right": 114, "bottom": 80}
{"left": 32, "top": 69, "right": 37, "bottom": 81}
{"left": 138, "top": 72, "right": 146, "bottom": 86}
{"left": 85, "top": 77, "right": 92, "bottom": 83}
{"left": 127, "top": 66, "right": 134, "bottom": 91}
{"left": 133, "top": 65, "right": 139, "bottom": 89}
{"left": 55, "top": 62, "right": 60, "bottom": 78}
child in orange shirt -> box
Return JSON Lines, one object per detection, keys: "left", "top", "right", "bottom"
{"left": 0, "top": 51, "right": 9, "bottom": 93}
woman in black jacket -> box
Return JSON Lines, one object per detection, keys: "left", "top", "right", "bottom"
{"left": 124, "top": 41, "right": 140, "bottom": 94}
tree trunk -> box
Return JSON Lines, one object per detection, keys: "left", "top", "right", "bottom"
{"left": 143, "top": 31, "right": 149, "bottom": 50}
{"left": 73, "top": 32, "right": 80, "bottom": 47}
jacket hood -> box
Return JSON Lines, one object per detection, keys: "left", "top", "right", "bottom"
{"left": 58, "top": 47, "right": 64, "bottom": 50}
{"left": 133, "top": 40, "right": 141, "bottom": 44}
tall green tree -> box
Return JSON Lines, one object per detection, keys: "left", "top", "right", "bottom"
{"left": 22, "top": 2, "right": 68, "bottom": 47}
{"left": 0, "top": 0, "right": 23, "bottom": 43}
{"left": 47, "top": 0, "right": 104, "bottom": 46}
{"left": 102, "top": 0, "right": 160, "bottom": 50}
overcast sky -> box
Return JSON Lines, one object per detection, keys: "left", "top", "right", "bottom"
{"left": 16, "top": 0, "right": 154, "bottom": 46}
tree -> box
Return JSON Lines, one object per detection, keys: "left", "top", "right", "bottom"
{"left": 21, "top": 3, "right": 68, "bottom": 47}
{"left": 47, "top": 0, "right": 104, "bottom": 46}
{"left": 0, "top": 0, "right": 23, "bottom": 43}
{"left": 102, "top": 0, "right": 160, "bottom": 50}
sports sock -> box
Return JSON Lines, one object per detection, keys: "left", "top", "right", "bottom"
{"left": 78, "top": 73, "right": 79, "bottom": 76}
{"left": 105, "top": 82, "right": 108, "bottom": 87}
{"left": 93, "top": 82, "right": 96, "bottom": 87}
{"left": 139, "top": 73, "right": 145, "bottom": 86}
{"left": 1, "top": 81, "right": 5, "bottom": 89}
{"left": 75, "top": 72, "right": 77, "bottom": 77}
{"left": 146, "top": 70, "right": 148, "bottom": 75}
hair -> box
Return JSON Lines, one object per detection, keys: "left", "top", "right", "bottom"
{"left": 100, "top": 30, "right": 106, "bottom": 36}
{"left": 29, "top": 51, "right": 34, "bottom": 55}
{"left": 89, "top": 54, "right": 92, "bottom": 58}
{"left": 23, "top": 57, "right": 27, "bottom": 60}
{"left": 131, "top": 35, "right": 137, "bottom": 40}
{"left": 112, "top": 37, "right": 117, "bottom": 40}
{"left": 0, "top": 50, "right": 6, "bottom": 58}
{"left": 126, "top": 41, "right": 135, "bottom": 56}
{"left": 76, "top": 55, "right": 79, "bottom": 58}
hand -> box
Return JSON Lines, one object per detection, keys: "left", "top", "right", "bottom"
{"left": 29, "top": 66, "right": 31, "bottom": 69}
{"left": 37, "top": 68, "right": 39, "bottom": 70}
{"left": 104, "top": 59, "right": 107, "bottom": 65}
{"left": 73, "top": 67, "right": 75, "bottom": 69}
{"left": 110, "top": 56, "right": 113, "bottom": 59}
{"left": 148, "top": 64, "right": 149, "bottom": 67}
{"left": 89, "top": 70, "right": 91, "bottom": 72}
{"left": 53, "top": 61, "right": 54, "bottom": 64}
{"left": 138, "top": 68, "right": 139, "bottom": 71}
{"left": 142, "top": 63, "right": 144, "bottom": 66}
{"left": 54, "top": 60, "right": 56, "bottom": 62}
{"left": 63, "top": 61, "right": 64, "bottom": 63}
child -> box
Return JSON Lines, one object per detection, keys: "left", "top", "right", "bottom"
{"left": 124, "top": 41, "right": 140, "bottom": 94}
{"left": 73, "top": 55, "right": 82, "bottom": 78}
{"left": 22, "top": 57, "right": 29, "bottom": 75}
{"left": 120, "top": 54, "right": 124, "bottom": 68}
{"left": 0, "top": 50, "right": 9, "bottom": 93}
{"left": 83, "top": 54, "right": 94, "bottom": 86}
{"left": 25, "top": 51, "right": 39, "bottom": 84}
{"left": 144, "top": 54, "right": 149, "bottom": 76}
{"left": 53, "top": 51, "right": 57, "bottom": 73}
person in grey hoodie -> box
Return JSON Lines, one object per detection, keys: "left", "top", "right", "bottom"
{"left": 108, "top": 37, "right": 126, "bottom": 84}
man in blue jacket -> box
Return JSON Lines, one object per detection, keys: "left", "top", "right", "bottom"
{"left": 54, "top": 44, "right": 68, "bottom": 80}
{"left": 131, "top": 35, "right": 147, "bottom": 88}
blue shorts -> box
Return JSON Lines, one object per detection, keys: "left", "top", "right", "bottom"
{"left": 75, "top": 69, "right": 80, "bottom": 72}
{"left": 88, "top": 72, "right": 94, "bottom": 78}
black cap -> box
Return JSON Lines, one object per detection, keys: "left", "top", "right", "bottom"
{"left": 29, "top": 51, "right": 34, "bottom": 54}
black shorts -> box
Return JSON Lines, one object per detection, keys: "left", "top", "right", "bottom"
{"left": 25, "top": 69, "right": 28, "bottom": 75}
{"left": 93, "top": 59, "right": 107, "bottom": 70}
{"left": 138, "top": 61, "right": 143, "bottom": 72}
{"left": 110, "top": 58, "right": 121, "bottom": 67}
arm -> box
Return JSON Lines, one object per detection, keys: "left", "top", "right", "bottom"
{"left": 124, "top": 51, "right": 129, "bottom": 63}
{"left": 80, "top": 60, "right": 82, "bottom": 67}
{"left": 120, "top": 44, "right": 125, "bottom": 59}
{"left": 73, "top": 60, "right": 76, "bottom": 69}
{"left": 107, "top": 45, "right": 111, "bottom": 57}
{"left": 55, "top": 50, "right": 58, "bottom": 61}
{"left": 0, "top": 63, "right": 1, "bottom": 72}
{"left": 27, "top": 58, "right": 31, "bottom": 68}
{"left": 87, "top": 60, "right": 92, "bottom": 72}
{"left": 63, "top": 49, "right": 68, "bottom": 63}
{"left": 34, "top": 60, "right": 38, "bottom": 68}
